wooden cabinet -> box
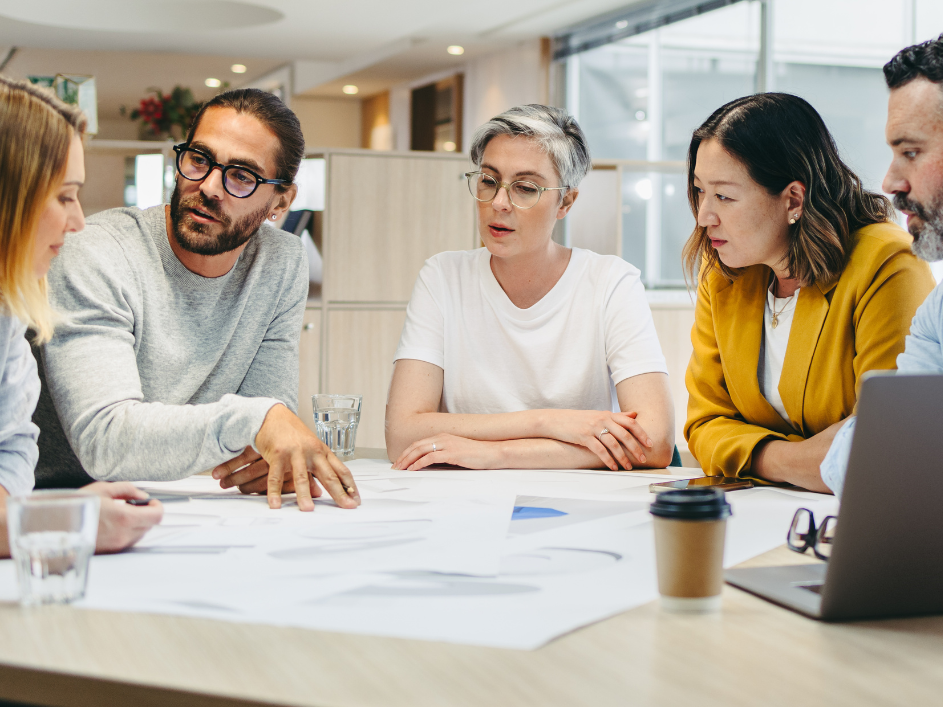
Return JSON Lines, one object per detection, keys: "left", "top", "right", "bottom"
{"left": 297, "top": 149, "right": 476, "bottom": 450}
{"left": 324, "top": 308, "right": 408, "bottom": 448}
{"left": 650, "top": 303, "right": 696, "bottom": 465}
{"left": 323, "top": 153, "right": 474, "bottom": 302}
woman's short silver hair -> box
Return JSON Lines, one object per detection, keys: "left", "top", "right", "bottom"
{"left": 469, "top": 104, "right": 591, "bottom": 190}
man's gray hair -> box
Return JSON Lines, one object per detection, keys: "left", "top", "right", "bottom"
{"left": 469, "top": 104, "right": 591, "bottom": 190}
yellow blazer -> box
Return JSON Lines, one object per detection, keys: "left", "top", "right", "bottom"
{"left": 685, "top": 222, "right": 935, "bottom": 478}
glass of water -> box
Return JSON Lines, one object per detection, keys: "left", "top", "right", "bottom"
{"left": 6, "top": 491, "right": 100, "bottom": 605}
{"left": 312, "top": 394, "right": 362, "bottom": 458}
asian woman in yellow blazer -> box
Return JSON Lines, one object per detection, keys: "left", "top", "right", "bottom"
{"left": 683, "top": 93, "right": 935, "bottom": 492}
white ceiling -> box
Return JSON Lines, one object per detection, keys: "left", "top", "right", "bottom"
{"left": 0, "top": 0, "right": 644, "bottom": 118}
{"left": 0, "top": 1, "right": 642, "bottom": 57}
{"left": 0, "top": 48, "right": 287, "bottom": 121}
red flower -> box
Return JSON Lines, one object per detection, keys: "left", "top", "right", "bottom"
{"left": 127, "top": 86, "right": 202, "bottom": 138}
{"left": 138, "top": 97, "right": 163, "bottom": 122}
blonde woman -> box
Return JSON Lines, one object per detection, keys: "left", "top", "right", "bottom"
{"left": 0, "top": 77, "right": 162, "bottom": 557}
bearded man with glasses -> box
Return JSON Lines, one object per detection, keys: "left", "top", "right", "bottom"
{"left": 33, "top": 88, "right": 359, "bottom": 512}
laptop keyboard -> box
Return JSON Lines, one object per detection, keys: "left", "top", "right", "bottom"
{"left": 796, "top": 582, "right": 825, "bottom": 595}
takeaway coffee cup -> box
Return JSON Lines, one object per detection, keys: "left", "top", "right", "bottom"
{"left": 649, "top": 487, "right": 731, "bottom": 613}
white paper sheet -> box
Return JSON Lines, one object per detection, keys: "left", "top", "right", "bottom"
{"left": 0, "top": 463, "right": 838, "bottom": 649}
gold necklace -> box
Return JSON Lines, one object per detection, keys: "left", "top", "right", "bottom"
{"left": 770, "top": 294, "right": 790, "bottom": 329}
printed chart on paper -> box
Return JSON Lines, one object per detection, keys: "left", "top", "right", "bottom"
{"left": 0, "top": 460, "right": 838, "bottom": 649}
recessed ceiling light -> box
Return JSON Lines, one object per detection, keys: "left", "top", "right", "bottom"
{"left": 447, "top": 45, "right": 465, "bottom": 56}
{"left": 343, "top": 85, "right": 359, "bottom": 95}
{"left": 615, "top": 20, "right": 628, "bottom": 29}
{"left": 231, "top": 64, "right": 247, "bottom": 74}
{"left": 205, "top": 78, "right": 222, "bottom": 88}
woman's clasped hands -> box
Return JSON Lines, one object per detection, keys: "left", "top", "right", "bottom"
{"left": 541, "top": 409, "right": 654, "bottom": 470}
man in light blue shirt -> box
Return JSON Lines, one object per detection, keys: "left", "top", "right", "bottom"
{"left": 821, "top": 34, "right": 943, "bottom": 495}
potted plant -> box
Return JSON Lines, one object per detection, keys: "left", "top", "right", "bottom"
{"left": 123, "top": 86, "right": 203, "bottom": 141}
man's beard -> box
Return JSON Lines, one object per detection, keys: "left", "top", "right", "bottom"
{"left": 169, "top": 185, "right": 269, "bottom": 256}
{"left": 894, "top": 191, "right": 943, "bottom": 262}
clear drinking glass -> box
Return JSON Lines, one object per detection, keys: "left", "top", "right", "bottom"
{"left": 312, "top": 394, "right": 362, "bottom": 458}
{"left": 7, "top": 491, "right": 100, "bottom": 605}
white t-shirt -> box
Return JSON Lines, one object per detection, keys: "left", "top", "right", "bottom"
{"left": 393, "top": 247, "right": 668, "bottom": 414}
{"left": 757, "top": 284, "right": 799, "bottom": 424}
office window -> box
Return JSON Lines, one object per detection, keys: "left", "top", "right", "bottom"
{"left": 562, "top": 0, "right": 943, "bottom": 287}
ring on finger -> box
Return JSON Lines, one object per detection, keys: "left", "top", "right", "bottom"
{"left": 598, "top": 427, "right": 611, "bottom": 440}
{"left": 432, "top": 442, "right": 437, "bottom": 453}
{"left": 344, "top": 485, "right": 355, "bottom": 495}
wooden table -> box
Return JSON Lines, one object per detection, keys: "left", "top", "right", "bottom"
{"left": 2, "top": 458, "right": 941, "bottom": 707}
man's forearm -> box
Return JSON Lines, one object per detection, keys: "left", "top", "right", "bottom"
{"left": 70, "top": 395, "right": 281, "bottom": 482}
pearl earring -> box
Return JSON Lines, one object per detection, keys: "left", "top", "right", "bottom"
{"left": 271, "top": 214, "right": 277, "bottom": 220}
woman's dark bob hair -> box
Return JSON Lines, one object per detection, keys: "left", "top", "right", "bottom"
{"left": 682, "top": 93, "right": 891, "bottom": 285}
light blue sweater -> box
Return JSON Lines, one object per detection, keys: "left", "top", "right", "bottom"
{"left": 0, "top": 313, "right": 39, "bottom": 496}
{"left": 821, "top": 281, "right": 943, "bottom": 496}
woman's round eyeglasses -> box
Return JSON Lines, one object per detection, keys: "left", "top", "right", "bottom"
{"left": 173, "top": 144, "right": 289, "bottom": 199}
{"left": 465, "top": 171, "right": 568, "bottom": 210}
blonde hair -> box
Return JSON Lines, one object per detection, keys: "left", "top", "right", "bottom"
{"left": 0, "top": 77, "right": 87, "bottom": 342}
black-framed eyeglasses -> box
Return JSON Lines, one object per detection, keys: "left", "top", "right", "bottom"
{"left": 173, "top": 144, "right": 289, "bottom": 199}
{"left": 465, "top": 171, "right": 568, "bottom": 210}
{"left": 787, "top": 508, "right": 838, "bottom": 561}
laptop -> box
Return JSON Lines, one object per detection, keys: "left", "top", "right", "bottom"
{"left": 724, "top": 372, "right": 943, "bottom": 621}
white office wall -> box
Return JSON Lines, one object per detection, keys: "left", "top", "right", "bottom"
{"left": 95, "top": 118, "right": 139, "bottom": 140}
{"left": 388, "top": 67, "right": 468, "bottom": 152}
{"left": 81, "top": 152, "right": 126, "bottom": 216}
{"left": 386, "top": 38, "right": 549, "bottom": 153}
{"left": 462, "top": 39, "right": 547, "bottom": 151}
{"left": 293, "top": 96, "right": 361, "bottom": 149}
{"left": 917, "top": 1, "right": 943, "bottom": 43}
{"left": 390, "top": 85, "right": 411, "bottom": 152}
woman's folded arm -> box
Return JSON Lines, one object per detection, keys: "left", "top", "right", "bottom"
{"left": 386, "top": 360, "right": 675, "bottom": 470}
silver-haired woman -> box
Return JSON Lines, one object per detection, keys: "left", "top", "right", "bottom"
{"left": 386, "top": 104, "right": 675, "bottom": 471}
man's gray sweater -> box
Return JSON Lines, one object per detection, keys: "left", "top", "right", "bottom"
{"left": 33, "top": 205, "right": 308, "bottom": 488}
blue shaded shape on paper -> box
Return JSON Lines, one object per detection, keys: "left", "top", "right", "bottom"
{"left": 512, "top": 506, "right": 568, "bottom": 520}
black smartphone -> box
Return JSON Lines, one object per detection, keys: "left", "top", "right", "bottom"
{"left": 649, "top": 476, "right": 753, "bottom": 493}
